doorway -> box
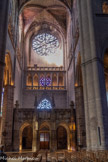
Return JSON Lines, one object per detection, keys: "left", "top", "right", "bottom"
{"left": 22, "top": 126, "right": 33, "bottom": 150}
{"left": 57, "top": 126, "right": 67, "bottom": 149}
{"left": 40, "top": 132, "right": 50, "bottom": 149}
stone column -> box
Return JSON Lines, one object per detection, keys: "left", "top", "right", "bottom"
{"left": 50, "top": 129, "right": 57, "bottom": 151}
{"left": 32, "top": 121, "right": 38, "bottom": 152}
{"left": 0, "top": 0, "right": 9, "bottom": 113}
{"left": 75, "top": 86, "right": 86, "bottom": 149}
{"left": 50, "top": 121, "right": 57, "bottom": 151}
{"left": 1, "top": 85, "right": 14, "bottom": 151}
{"left": 56, "top": 73, "right": 58, "bottom": 86}
{"left": 77, "top": 0, "right": 108, "bottom": 150}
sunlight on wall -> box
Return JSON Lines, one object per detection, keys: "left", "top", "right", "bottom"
{"left": 31, "top": 48, "right": 63, "bottom": 67}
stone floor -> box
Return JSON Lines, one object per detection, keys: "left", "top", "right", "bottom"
{"left": 5, "top": 150, "right": 108, "bottom": 162}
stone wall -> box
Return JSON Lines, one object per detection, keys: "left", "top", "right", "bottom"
{"left": 2, "top": 85, "right": 14, "bottom": 151}
{"left": 13, "top": 107, "right": 76, "bottom": 151}
{"left": 22, "top": 90, "right": 67, "bottom": 109}
{"left": 13, "top": 108, "right": 34, "bottom": 151}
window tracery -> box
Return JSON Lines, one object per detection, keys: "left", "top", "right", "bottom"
{"left": 40, "top": 77, "right": 51, "bottom": 86}
{"left": 32, "top": 33, "right": 59, "bottom": 56}
{"left": 1, "top": 88, "right": 4, "bottom": 116}
{"left": 37, "top": 98, "right": 52, "bottom": 110}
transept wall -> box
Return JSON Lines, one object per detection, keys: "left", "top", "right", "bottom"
{"left": 0, "top": 0, "right": 108, "bottom": 152}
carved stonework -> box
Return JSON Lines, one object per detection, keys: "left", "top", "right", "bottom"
{"left": 8, "top": 17, "right": 15, "bottom": 49}
{"left": 13, "top": 107, "right": 75, "bottom": 151}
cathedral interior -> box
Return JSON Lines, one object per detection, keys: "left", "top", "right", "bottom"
{"left": 0, "top": 0, "right": 108, "bottom": 161}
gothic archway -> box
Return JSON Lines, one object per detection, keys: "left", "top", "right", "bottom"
{"left": 57, "top": 126, "right": 67, "bottom": 150}
{"left": 52, "top": 74, "right": 57, "bottom": 86}
{"left": 19, "top": 123, "right": 33, "bottom": 151}
{"left": 26, "top": 74, "right": 32, "bottom": 86}
{"left": 39, "top": 123, "right": 50, "bottom": 149}
{"left": 33, "top": 74, "right": 38, "bottom": 86}
{"left": 59, "top": 73, "right": 64, "bottom": 86}
{"left": 22, "top": 125, "right": 33, "bottom": 150}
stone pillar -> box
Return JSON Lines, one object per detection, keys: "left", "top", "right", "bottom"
{"left": 50, "top": 129, "right": 57, "bottom": 151}
{"left": 57, "top": 73, "right": 59, "bottom": 87}
{"left": 0, "top": 0, "right": 9, "bottom": 113}
{"left": 37, "top": 130, "right": 40, "bottom": 150}
{"left": 32, "top": 122, "right": 38, "bottom": 152}
{"left": 1, "top": 85, "right": 14, "bottom": 151}
{"left": 70, "top": 101, "right": 77, "bottom": 150}
{"left": 50, "top": 122, "right": 57, "bottom": 151}
{"left": 75, "top": 86, "right": 86, "bottom": 149}
{"left": 77, "top": 0, "right": 108, "bottom": 150}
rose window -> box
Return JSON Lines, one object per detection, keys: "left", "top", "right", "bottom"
{"left": 32, "top": 33, "right": 59, "bottom": 56}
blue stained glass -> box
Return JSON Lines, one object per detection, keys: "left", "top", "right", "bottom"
{"left": 37, "top": 98, "right": 52, "bottom": 110}
{"left": 40, "top": 77, "right": 51, "bottom": 86}
{"left": 1, "top": 88, "right": 4, "bottom": 116}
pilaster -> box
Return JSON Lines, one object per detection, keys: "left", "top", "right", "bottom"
{"left": 75, "top": 86, "right": 86, "bottom": 149}
{"left": 0, "top": 0, "right": 9, "bottom": 112}
{"left": 1, "top": 85, "right": 14, "bottom": 151}
{"left": 77, "top": 0, "right": 108, "bottom": 150}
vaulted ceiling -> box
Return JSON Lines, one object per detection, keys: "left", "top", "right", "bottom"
{"left": 19, "top": 0, "right": 72, "bottom": 67}
{"left": 19, "top": 0, "right": 72, "bottom": 36}
{"left": 22, "top": 5, "right": 67, "bottom": 35}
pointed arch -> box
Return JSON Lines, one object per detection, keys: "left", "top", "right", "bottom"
{"left": 19, "top": 122, "right": 33, "bottom": 151}
{"left": 58, "top": 73, "right": 64, "bottom": 86}
{"left": 33, "top": 74, "right": 38, "bottom": 86}
{"left": 26, "top": 74, "right": 32, "bottom": 86}
{"left": 52, "top": 73, "right": 57, "bottom": 86}
{"left": 37, "top": 98, "right": 52, "bottom": 110}
{"left": 56, "top": 123, "right": 70, "bottom": 150}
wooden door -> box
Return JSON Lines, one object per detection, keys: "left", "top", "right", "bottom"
{"left": 40, "top": 132, "right": 50, "bottom": 149}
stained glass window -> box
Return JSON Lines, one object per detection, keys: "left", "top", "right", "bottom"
{"left": 40, "top": 77, "right": 51, "bottom": 86}
{"left": 1, "top": 88, "right": 4, "bottom": 116}
{"left": 37, "top": 98, "right": 52, "bottom": 110}
{"left": 32, "top": 33, "right": 59, "bottom": 56}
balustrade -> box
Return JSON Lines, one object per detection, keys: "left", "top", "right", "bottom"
{"left": 25, "top": 68, "right": 66, "bottom": 90}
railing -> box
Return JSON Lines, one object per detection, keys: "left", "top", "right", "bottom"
{"left": 27, "top": 66, "right": 65, "bottom": 71}
{"left": 26, "top": 86, "right": 66, "bottom": 90}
